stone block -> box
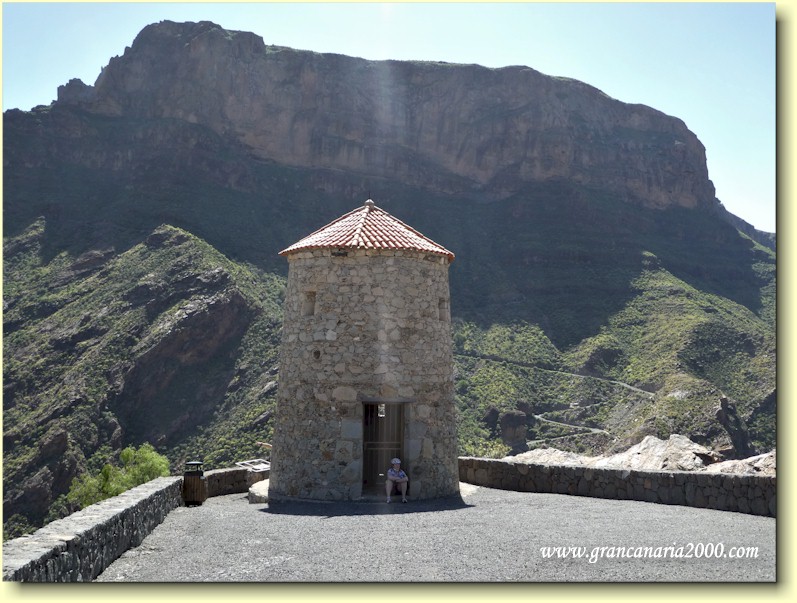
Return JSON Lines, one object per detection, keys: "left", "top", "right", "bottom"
{"left": 684, "top": 482, "right": 696, "bottom": 505}
{"left": 407, "top": 438, "right": 422, "bottom": 461}
{"left": 310, "top": 488, "right": 329, "bottom": 499}
{"left": 332, "top": 386, "right": 358, "bottom": 402}
{"left": 248, "top": 479, "right": 270, "bottom": 504}
{"left": 415, "top": 405, "right": 431, "bottom": 419}
{"left": 501, "top": 473, "right": 519, "bottom": 490}
{"left": 340, "top": 418, "right": 361, "bottom": 438}
{"left": 667, "top": 486, "right": 683, "bottom": 505}
{"left": 408, "top": 421, "right": 428, "bottom": 439}
{"left": 750, "top": 497, "right": 767, "bottom": 516}
{"left": 340, "top": 459, "right": 362, "bottom": 483}
{"left": 335, "top": 440, "right": 353, "bottom": 460}
{"left": 644, "top": 489, "right": 659, "bottom": 503}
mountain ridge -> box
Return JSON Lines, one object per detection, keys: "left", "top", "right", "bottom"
{"left": 60, "top": 20, "right": 716, "bottom": 209}
{"left": 52, "top": 20, "right": 775, "bottom": 247}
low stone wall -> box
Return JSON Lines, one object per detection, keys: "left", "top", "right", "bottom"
{"left": 3, "top": 467, "right": 268, "bottom": 582}
{"left": 2, "top": 476, "right": 182, "bottom": 582}
{"left": 458, "top": 457, "right": 776, "bottom": 517}
{"left": 206, "top": 466, "right": 267, "bottom": 497}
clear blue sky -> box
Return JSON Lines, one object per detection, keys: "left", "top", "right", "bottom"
{"left": 1, "top": 1, "right": 777, "bottom": 233}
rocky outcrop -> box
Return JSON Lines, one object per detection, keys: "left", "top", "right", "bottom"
{"left": 715, "top": 396, "right": 755, "bottom": 458}
{"left": 508, "top": 434, "right": 729, "bottom": 472}
{"left": 514, "top": 435, "right": 775, "bottom": 477}
{"left": 499, "top": 410, "right": 529, "bottom": 454}
{"left": 77, "top": 20, "right": 715, "bottom": 209}
{"left": 57, "top": 78, "right": 97, "bottom": 105}
{"left": 704, "top": 450, "right": 776, "bottom": 476}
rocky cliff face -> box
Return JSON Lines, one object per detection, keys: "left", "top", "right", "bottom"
{"left": 66, "top": 20, "right": 715, "bottom": 210}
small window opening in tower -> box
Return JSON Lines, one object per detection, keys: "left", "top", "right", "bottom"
{"left": 438, "top": 298, "right": 449, "bottom": 321}
{"left": 378, "top": 404, "right": 386, "bottom": 418}
{"left": 302, "top": 291, "right": 317, "bottom": 317}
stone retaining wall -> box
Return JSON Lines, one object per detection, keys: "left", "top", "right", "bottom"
{"left": 206, "top": 466, "right": 267, "bottom": 497}
{"left": 458, "top": 457, "right": 776, "bottom": 517}
{"left": 2, "top": 476, "right": 183, "bottom": 582}
{"left": 3, "top": 467, "right": 267, "bottom": 582}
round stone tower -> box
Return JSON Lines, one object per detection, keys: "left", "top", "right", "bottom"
{"left": 269, "top": 199, "right": 459, "bottom": 501}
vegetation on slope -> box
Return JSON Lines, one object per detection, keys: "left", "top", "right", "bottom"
{"left": 2, "top": 222, "right": 284, "bottom": 538}
{"left": 453, "top": 249, "right": 775, "bottom": 459}
{"left": 65, "top": 442, "right": 170, "bottom": 509}
{"left": 2, "top": 108, "right": 776, "bottom": 539}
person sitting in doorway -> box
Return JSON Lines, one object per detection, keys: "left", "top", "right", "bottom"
{"left": 386, "top": 458, "right": 408, "bottom": 503}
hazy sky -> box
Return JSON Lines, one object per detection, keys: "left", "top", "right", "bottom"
{"left": 1, "top": 1, "right": 778, "bottom": 233}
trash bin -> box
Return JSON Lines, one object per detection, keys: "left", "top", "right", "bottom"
{"left": 182, "top": 460, "right": 208, "bottom": 506}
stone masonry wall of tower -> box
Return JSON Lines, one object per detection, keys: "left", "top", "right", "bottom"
{"left": 269, "top": 247, "right": 459, "bottom": 501}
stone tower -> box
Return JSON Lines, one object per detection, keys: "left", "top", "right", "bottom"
{"left": 269, "top": 199, "right": 459, "bottom": 501}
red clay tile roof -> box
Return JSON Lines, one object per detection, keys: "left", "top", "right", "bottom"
{"left": 279, "top": 200, "right": 455, "bottom": 262}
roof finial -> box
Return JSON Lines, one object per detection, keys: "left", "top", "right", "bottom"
{"left": 365, "top": 199, "right": 375, "bottom": 210}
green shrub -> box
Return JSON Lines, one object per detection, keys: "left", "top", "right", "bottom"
{"left": 3, "top": 514, "right": 36, "bottom": 542}
{"left": 65, "top": 443, "right": 170, "bottom": 509}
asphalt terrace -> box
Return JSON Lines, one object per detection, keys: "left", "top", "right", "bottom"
{"left": 95, "top": 483, "right": 776, "bottom": 582}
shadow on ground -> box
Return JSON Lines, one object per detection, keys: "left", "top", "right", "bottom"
{"left": 261, "top": 494, "right": 473, "bottom": 517}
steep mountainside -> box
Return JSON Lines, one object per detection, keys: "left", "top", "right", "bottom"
{"left": 3, "top": 21, "right": 775, "bottom": 537}
{"left": 3, "top": 222, "right": 283, "bottom": 534}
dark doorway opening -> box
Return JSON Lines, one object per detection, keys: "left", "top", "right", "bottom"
{"left": 362, "top": 403, "right": 405, "bottom": 494}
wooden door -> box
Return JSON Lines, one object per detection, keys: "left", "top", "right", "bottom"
{"left": 362, "top": 403, "right": 404, "bottom": 494}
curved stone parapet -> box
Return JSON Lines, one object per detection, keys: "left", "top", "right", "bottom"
{"left": 458, "top": 457, "right": 776, "bottom": 517}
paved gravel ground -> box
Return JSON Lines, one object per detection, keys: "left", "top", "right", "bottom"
{"left": 95, "top": 484, "right": 775, "bottom": 582}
